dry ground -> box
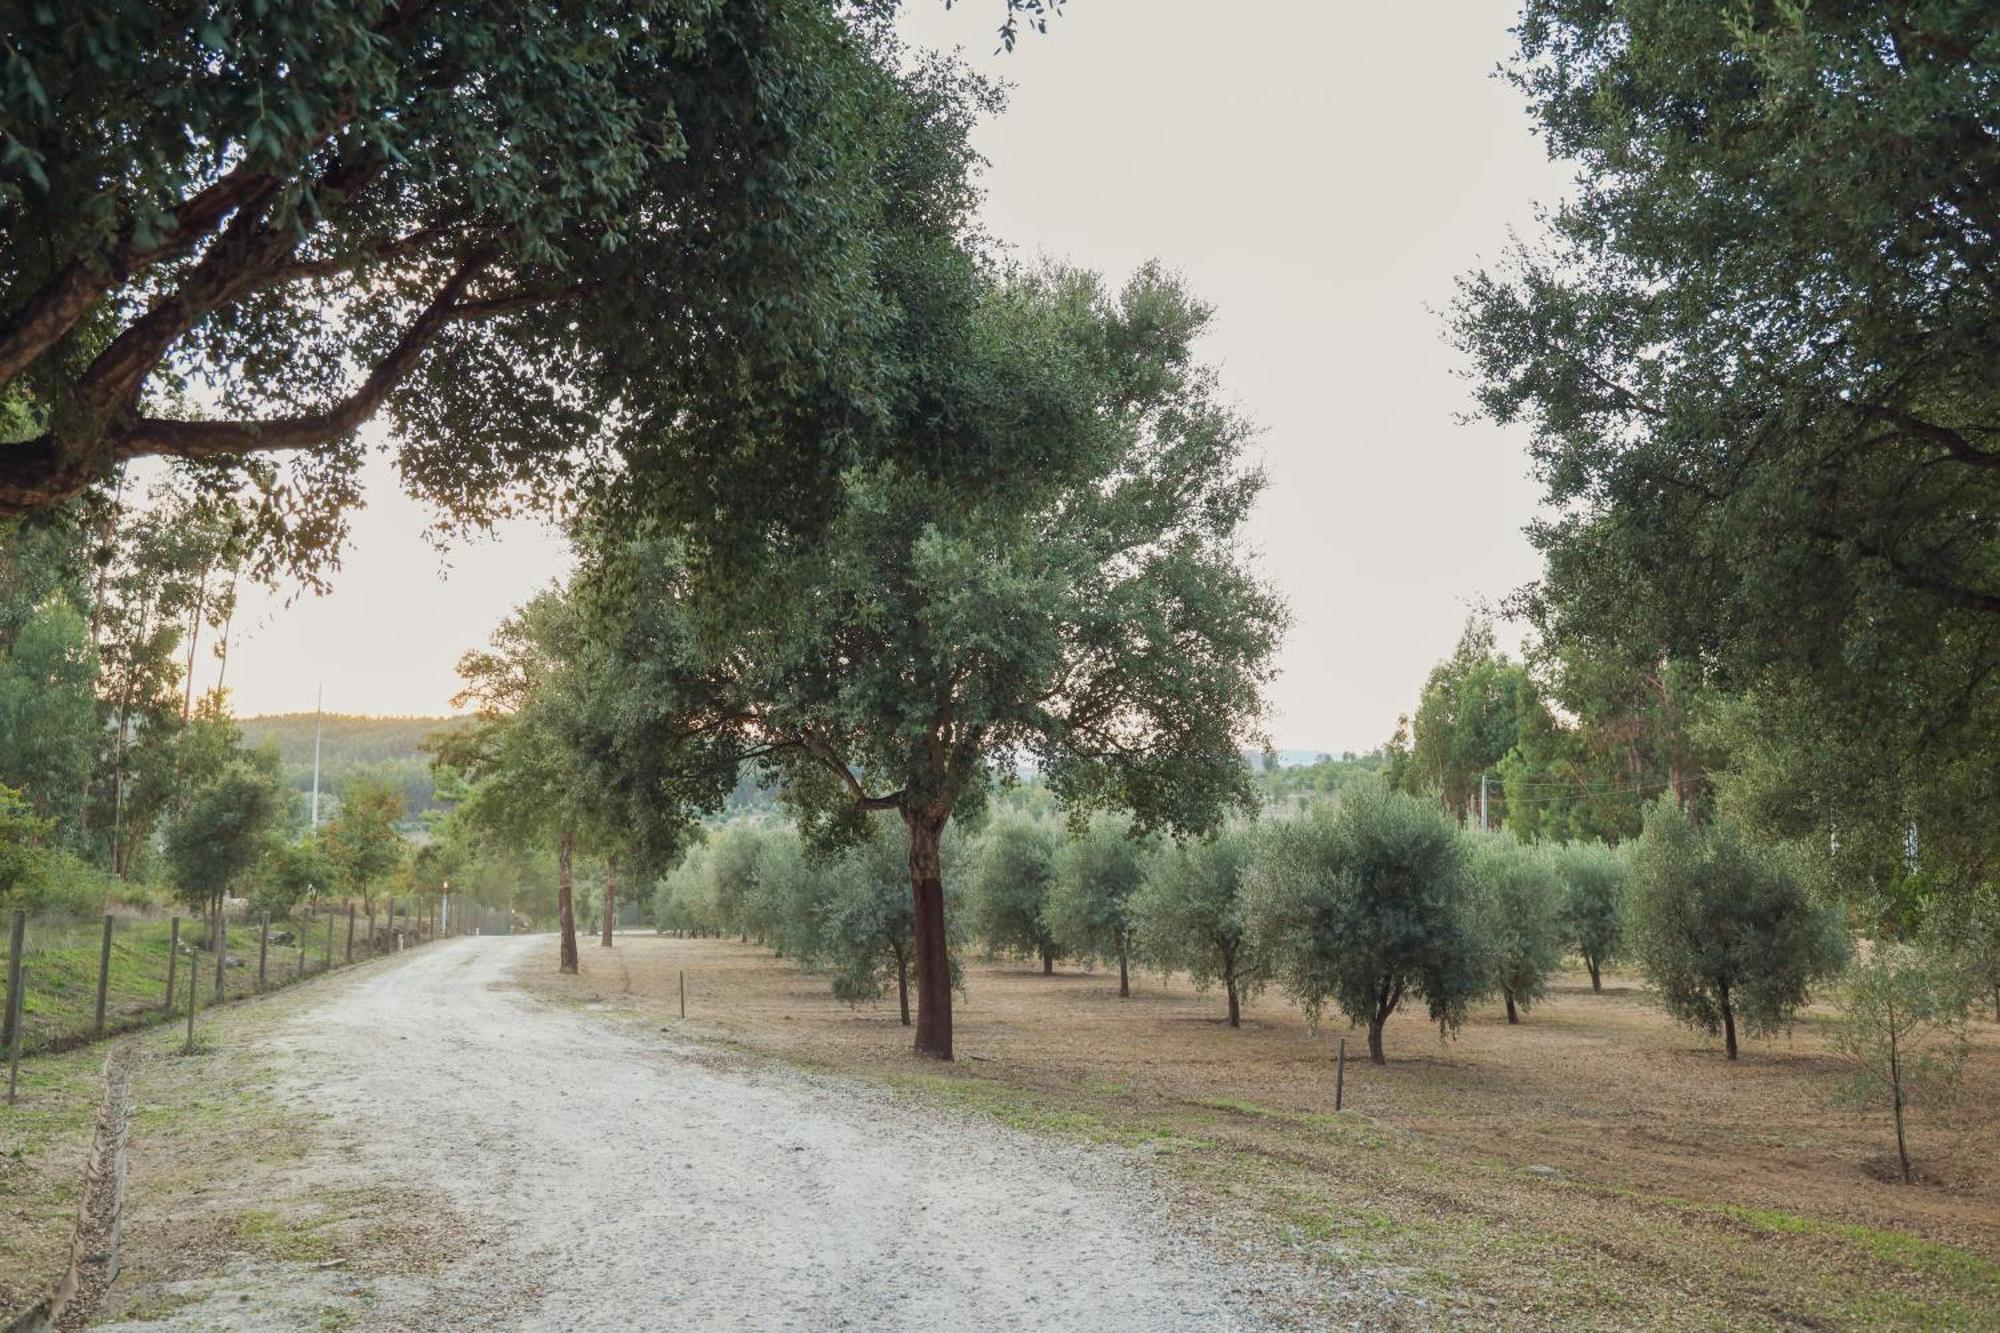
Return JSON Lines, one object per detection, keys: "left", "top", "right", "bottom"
{"left": 526, "top": 933, "right": 2000, "bottom": 1330}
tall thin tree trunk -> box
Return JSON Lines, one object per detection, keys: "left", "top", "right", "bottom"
{"left": 895, "top": 944, "right": 911, "bottom": 1027}
{"left": 601, "top": 855, "right": 616, "bottom": 947}
{"left": 1225, "top": 975, "right": 1241, "bottom": 1028}
{"left": 1719, "top": 980, "right": 1738, "bottom": 1059}
{"left": 1041, "top": 944, "right": 1054, "bottom": 976}
{"left": 904, "top": 808, "right": 953, "bottom": 1060}
{"left": 557, "top": 828, "right": 578, "bottom": 974}
{"left": 181, "top": 562, "right": 210, "bottom": 721}
{"left": 1367, "top": 1016, "right": 1386, "bottom": 1065}
{"left": 1117, "top": 945, "right": 1129, "bottom": 998}
{"left": 1505, "top": 989, "right": 1520, "bottom": 1024}
{"left": 1587, "top": 957, "right": 1602, "bottom": 992}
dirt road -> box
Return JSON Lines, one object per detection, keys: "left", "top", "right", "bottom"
{"left": 100, "top": 936, "right": 1277, "bottom": 1330}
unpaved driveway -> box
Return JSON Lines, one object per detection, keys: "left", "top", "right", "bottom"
{"left": 105, "top": 936, "right": 1278, "bottom": 1330}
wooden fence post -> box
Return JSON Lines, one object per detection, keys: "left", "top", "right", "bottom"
{"left": 165, "top": 916, "right": 180, "bottom": 1012}
{"left": 346, "top": 903, "right": 356, "bottom": 963}
{"left": 5, "top": 909, "right": 25, "bottom": 1101}
{"left": 213, "top": 901, "right": 227, "bottom": 1001}
{"left": 93, "top": 913, "right": 113, "bottom": 1036}
{"left": 367, "top": 907, "right": 376, "bottom": 956}
{"left": 1335, "top": 1036, "right": 1347, "bottom": 1113}
{"left": 257, "top": 912, "right": 269, "bottom": 991}
{"left": 323, "top": 908, "right": 334, "bottom": 973}
{"left": 183, "top": 928, "right": 198, "bottom": 1055}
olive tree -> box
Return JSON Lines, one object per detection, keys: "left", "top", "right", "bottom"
{"left": 1247, "top": 781, "right": 1486, "bottom": 1064}
{"left": 1130, "top": 827, "right": 1262, "bottom": 1027}
{"left": 1555, "top": 839, "right": 1629, "bottom": 992}
{"left": 1628, "top": 803, "right": 1848, "bottom": 1059}
{"left": 966, "top": 816, "right": 1063, "bottom": 975}
{"left": 1045, "top": 816, "right": 1152, "bottom": 996}
{"left": 1469, "top": 834, "right": 1564, "bottom": 1024}
{"left": 1829, "top": 943, "right": 1971, "bottom": 1185}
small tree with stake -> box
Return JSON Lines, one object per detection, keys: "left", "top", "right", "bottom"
{"left": 1829, "top": 943, "right": 1970, "bottom": 1185}
{"left": 1130, "top": 827, "right": 1262, "bottom": 1027}
{"left": 1628, "top": 802, "right": 1847, "bottom": 1060}
{"left": 1247, "top": 781, "right": 1486, "bottom": 1064}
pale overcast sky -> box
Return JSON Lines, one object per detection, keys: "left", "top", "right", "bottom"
{"left": 222, "top": 1, "right": 1568, "bottom": 753}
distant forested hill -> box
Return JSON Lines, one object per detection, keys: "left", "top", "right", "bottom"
{"left": 236, "top": 713, "right": 471, "bottom": 819}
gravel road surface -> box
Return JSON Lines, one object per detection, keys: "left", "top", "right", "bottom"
{"left": 110, "top": 935, "right": 1280, "bottom": 1330}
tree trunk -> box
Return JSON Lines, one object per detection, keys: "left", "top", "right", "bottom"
{"left": 1587, "top": 957, "right": 1602, "bottom": 992}
{"left": 1225, "top": 975, "right": 1241, "bottom": 1028}
{"left": 1505, "top": 989, "right": 1520, "bottom": 1024}
{"left": 1117, "top": 946, "right": 1129, "bottom": 998}
{"left": 1719, "top": 980, "right": 1738, "bottom": 1059}
{"left": 1367, "top": 1015, "right": 1387, "bottom": 1065}
{"left": 895, "top": 944, "right": 911, "bottom": 1027}
{"left": 1041, "top": 944, "right": 1054, "bottom": 976}
{"left": 557, "top": 828, "right": 578, "bottom": 974}
{"left": 601, "top": 855, "right": 616, "bottom": 947}
{"left": 904, "top": 809, "right": 953, "bottom": 1060}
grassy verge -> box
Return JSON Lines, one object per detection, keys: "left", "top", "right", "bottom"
{"left": 6, "top": 908, "right": 420, "bottom": 1057}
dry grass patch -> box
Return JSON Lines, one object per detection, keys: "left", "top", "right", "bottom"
{"left": 521, "top": 932, "right": 2000, "bottom": 1329}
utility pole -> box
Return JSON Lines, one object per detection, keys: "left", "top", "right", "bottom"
{"left": 1479, "top": 772, "right": 1489, "bottom": 832}
{"left": 310, "top": 684, "right": 323, "bottom": 831}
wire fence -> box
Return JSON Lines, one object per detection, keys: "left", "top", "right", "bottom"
{"left": 2, "top": 893, "right": 508, "bottom": 1100}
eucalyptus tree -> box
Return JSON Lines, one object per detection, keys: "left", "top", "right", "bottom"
{"left": 570, "top": 264, "right": 1285, "bottom": 1059}
{"left": 0, "top": 0, "right": 1008, "bottom": 573}
{"left": 1454, "top": 2, "right": 2000, "bottom": 902}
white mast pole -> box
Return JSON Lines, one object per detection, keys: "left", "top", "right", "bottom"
{"left": 310, "top": 684, "right": 323, "bottom": 830}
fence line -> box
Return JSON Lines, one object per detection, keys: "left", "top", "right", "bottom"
{"left": 0, "top": 892, "right": 524, "bottom": 1083}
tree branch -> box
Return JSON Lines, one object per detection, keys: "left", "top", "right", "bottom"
{"left": 116, "top": 254, "right": 492, "bottom": 463}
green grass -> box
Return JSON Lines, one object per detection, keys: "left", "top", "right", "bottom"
{"left": 6, "top": 909, "right": 405, "bottom": 1056}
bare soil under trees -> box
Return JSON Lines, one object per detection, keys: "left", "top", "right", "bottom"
{"left": 531, "top": 934, "right": 2000, "bottom": 1329}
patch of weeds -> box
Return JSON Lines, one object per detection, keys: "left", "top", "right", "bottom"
{"left": 1719, "top": 1204, "right": 2000, "bottom": 1296}
{"left": 232, "top": 1207, "right": 334, "bottom": 1264}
